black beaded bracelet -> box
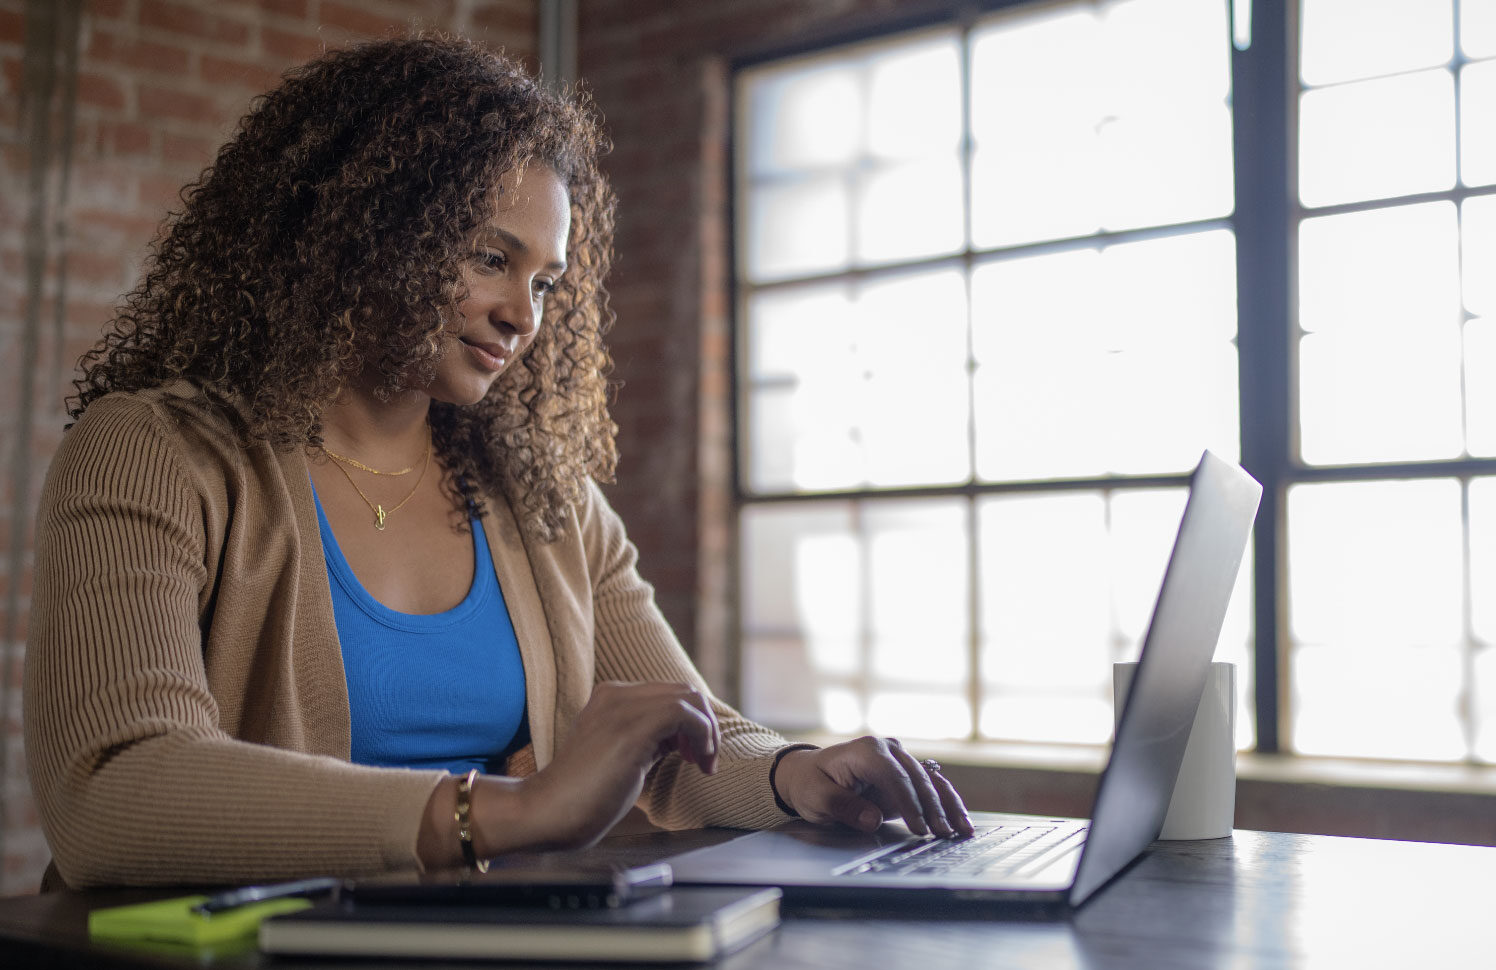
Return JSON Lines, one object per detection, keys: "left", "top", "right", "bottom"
{"left": 769, "top": 744, "right": 819, "bottom": 817}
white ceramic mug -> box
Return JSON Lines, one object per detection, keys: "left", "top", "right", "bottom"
{"left": 1113, "top": 660, "right": 1236, "bottom": 840}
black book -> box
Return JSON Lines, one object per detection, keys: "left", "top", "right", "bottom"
{"left": 258, "top": 886, "right": 782, "bottom": 963}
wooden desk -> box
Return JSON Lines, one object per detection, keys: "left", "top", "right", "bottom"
{"left": 0, "top": 829, "right": 1491, "bottom": 968}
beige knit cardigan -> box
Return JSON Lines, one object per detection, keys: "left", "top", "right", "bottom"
{"left": 24, "top": 384, "right": 796, "bottom": 889}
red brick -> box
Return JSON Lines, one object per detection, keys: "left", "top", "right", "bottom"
{"left": 160, "top": 131, "right": 218, "bottom": 166}
{"left": 137, "top": 84, "right": 223, "bottom": 126}
{"left": 0, "top": 7, "right": 22, "bottom": 46}
{"left": 199, "top": 52, "right": 284, "bottom": 92}
{"left": 99, "top": 120, "right": 153, "bottom": 158}
{"left": 2, "top": 54, "right": 20, "bottom": 97}
{"left": 88, "top": 0, "right": 130, "bottom": 19}
{"left": 470, "top": 2, "right": 536, "bottom": 39}
{"left": 65, "top": 248, "right": 126, "bottom": 287}
{"left": 139, "top": 0, "right": 251, "bottom": 46}
{"left": 261, "top": 24, "right": 325, "bottom": 63}
{"left": 215, "top": 0, "right": 310, "bottom": 18}
{"left": 73, "top": 208, "right": 163, "bottom": 239}
{"left": 62, "top": 296, "right": 122, "bottom": 326}
{"left": 139, "top": 171, "right": 192, "bottom": 213}
{"left": 86, "top": 29, "right": 193, "bottom": 76}
{"left": 75, "top": 71, "right": 128, "bottom": 111}
{"left": 68, "top": 161, "right": 139, "bottom": 210}
{"left": 319, "top": 1, "right": 404, "bottom": 38}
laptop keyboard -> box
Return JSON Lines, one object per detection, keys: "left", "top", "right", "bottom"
{"left": 845, "top": 823, "right": 1086, "bottom": 878}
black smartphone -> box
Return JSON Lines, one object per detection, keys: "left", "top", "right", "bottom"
{"left": 345, "top": 856, "right": 674, "bottom": 910}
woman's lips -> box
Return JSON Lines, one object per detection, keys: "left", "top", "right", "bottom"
{"left": 461, "top": 338, "right": 509, "bottom": 372}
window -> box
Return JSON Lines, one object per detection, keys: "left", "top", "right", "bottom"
{"left": 732, "top": 0, "right": 1496, "bottom": 764}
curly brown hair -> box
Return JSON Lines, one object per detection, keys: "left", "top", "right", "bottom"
{"left": 69, "top": 34, "right": 619, "bottom": 541}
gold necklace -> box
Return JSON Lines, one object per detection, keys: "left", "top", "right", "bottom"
{"left": 326, "top": 437, "right": 432, "bottom": 530}
{"left": 324, "top": 449, "right": 415, "bottom": 476}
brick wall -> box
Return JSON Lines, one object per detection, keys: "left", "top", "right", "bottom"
{"left": 0, "top": 0, "right": 536, "bottom": 897}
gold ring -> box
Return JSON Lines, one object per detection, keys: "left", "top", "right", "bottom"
{"left": 921, "top": 758, "right": 942, "bottom": 774}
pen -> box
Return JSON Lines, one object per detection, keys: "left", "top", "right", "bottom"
{"left": 191, "top": 876, "right": 343, "bottom": 916}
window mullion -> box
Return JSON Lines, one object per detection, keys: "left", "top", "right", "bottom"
{"left": 1231, "top": 0, "right": 1296, "bottom": 753}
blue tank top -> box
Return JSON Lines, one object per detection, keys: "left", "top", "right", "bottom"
{"left": 311, "top": 487, "right": 527, "bottom": 774}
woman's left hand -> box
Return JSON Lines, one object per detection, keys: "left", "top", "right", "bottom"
{"left": 770, "top": 737, "right": 974, "bottom": 838}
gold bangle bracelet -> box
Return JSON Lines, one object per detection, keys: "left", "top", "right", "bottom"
{"left": 455, "top": 769, "right": 489, "bottom": 873}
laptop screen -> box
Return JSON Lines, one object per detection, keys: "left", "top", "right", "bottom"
{"left": 1068, "top": 451, "right": 1260, "bottom": 905}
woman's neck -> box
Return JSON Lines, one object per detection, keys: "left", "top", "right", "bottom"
{"left": 319, "top": 383, "right": 433, "bottom": 469}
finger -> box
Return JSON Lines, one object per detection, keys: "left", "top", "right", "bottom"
{"left": 683, "top": 687, "right": 720, "bottom": 774}
{"left": 884, "top": 741, "right": 953, "bottom": 837}
{"left": 925, "top": 762, "right": 973, "bottom": 836}
{"left": 665, "top": 685, "right": 718, "bottom": 774}
{"left": 649, "top": 689, "right": 718, "bottom": 775}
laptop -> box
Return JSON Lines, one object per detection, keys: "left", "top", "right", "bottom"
{"left": 666, "top": 450, "right": 1261, "bottom": 911}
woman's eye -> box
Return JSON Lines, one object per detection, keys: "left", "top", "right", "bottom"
{"left": 533, "top": 279, "right": 556, "bottom": 297}
{"left": 475, "top": 250, "right": 506, "bottom": 272}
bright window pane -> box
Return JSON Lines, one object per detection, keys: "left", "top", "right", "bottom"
{"left": 744, "top": 177, "right": 850, "bottom": 281}
{"left": 1465, "top": 319, "right": 1496, "bottom": 457}
{"left": 745, "top": 282, "right": 853, "bottom": 381}
{"left": 1299, "top": 203, "right": 1459, "bottom": 335}
{"left": 1301, "top": 0, "right": 1453, "bottom": 86}
{"left": 1475, "top": 648, "right": 1496, "bottom": 761}
{"left": 978, "top": 492, "right": 1112, "bottom": 696}
{"left": 869, "top": 693, "right": 971, "bottom": 740}
{"left": 743, "top": 64, "right": 860, "bottom": 176}
{"left": 855, "top": 158, "right": 964, "bottom": 264}
{"left": 857, "top": 270, "right": 970, "bottom": 487}
{"left": 969, "top": 7, "right": 1100, "bottom": 248}
{"left": 866, "top": 499, "right": 969, "bottom": 688}
{"left": 1109, "top": 488, "right": 1192, "bottom": 644}
{"left": 744, "top": 388, "right": 798, "bottom": 492}
{"left": 743, "top": 271, "right": 969, "bottom": 491}
{"left": 973, "top": 231, "right": 1239, "bottom": 480}
{"left": 1299, "top": 70, "right": 1455, "bottom": 208}
{"left": 969, "top": 143, "right": 1098, "bottom": 250}
{"left": 1461, "top": 196, "right": 1496, "bottom": 318}
{"left": 1298, "top": 329, "right": 1463, "bottom": 464}
{"left": 1289, "top": 482, "right": 1464, "bottom": 757}
{"left": 1468, "top": 478, "right": 1496, "bottom": 643}
{"left": 740, "top": 502, "right": 857, "bottom": 730}
{"left": 866, "top": 36, "right": 961, "bottom": 160}
{"left": 1103, "top": 0, "right": 1231, "bottom": 107}
{"left": 1097, "top": 101, "right": 1234, "bottom": 231}
{"left": 1298, "top": 204, "right": 1463, "bottom": 465}
{"left": 1465, "top": 0, "right": 1496, "bottom": 59}
{"left": 1292, "top": 644, "right": 1465, "bottom": 760}
{"left": 970, "top": 0, "right": 1229, "bottom": 247}
{"left": 1288, "top": 479, "right": 1464, "bottom": 647}
{"left": 1460, "top": 61, "right": 1496, "bottom": 187}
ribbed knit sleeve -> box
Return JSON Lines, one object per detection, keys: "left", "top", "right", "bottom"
{"left": 577, "top": 482, "right": 801, "bottom": 831}
{"left": 24, "top": 394, "right": 445, "bottom": 888}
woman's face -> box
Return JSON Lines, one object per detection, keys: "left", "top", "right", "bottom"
{"left": 429, "top": 165, "right": 571, "bottom": 407}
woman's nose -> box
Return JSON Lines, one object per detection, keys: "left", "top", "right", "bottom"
{"left": 497, "top": 283, "right": 540, "bottom": 336}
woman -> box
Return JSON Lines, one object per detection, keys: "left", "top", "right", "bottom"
{"left": 24, "top": 35, "right": 971, "bottom": 890}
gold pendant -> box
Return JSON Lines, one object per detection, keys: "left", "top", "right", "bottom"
{"left": 375, "top": 505, "right": 387, "bottom": 530}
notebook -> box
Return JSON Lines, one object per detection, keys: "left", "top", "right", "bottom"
{"left": 259, "top": 886, "right": 782, "bottom": 963}
{"left": 666, "top": 450, "right": 1261, "bottom": 911}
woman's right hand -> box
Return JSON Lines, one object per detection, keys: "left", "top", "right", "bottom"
{"left": 418, "top": 680, "right": 720, "bottom": 868}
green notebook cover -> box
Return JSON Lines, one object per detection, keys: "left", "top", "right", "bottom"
{"left": 89, "top": 894, "right": 314, "bottom": 947}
